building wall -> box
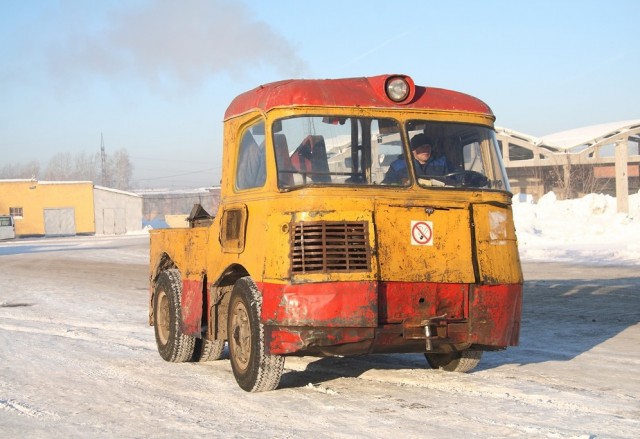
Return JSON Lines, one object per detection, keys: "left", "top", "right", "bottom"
{"left": 93, "top": 186, "right": 143, "bottom": 235}
{"left": 0, "top": 180, "right": 95, "bottom": 236}
{"left": 139, "top": 188, "right": 221, "bottom": 228}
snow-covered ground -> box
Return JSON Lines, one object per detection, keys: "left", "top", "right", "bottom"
{"left": 0, "top": 192, "right": 638, "bottom": 438}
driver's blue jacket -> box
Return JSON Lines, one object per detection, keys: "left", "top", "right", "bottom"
{"left": 383, "top": 155, "right": 455, "bottom": 184}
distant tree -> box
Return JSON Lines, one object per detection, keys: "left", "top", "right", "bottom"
{"left": 73, "top": 151, "right": 101, "bottom": 182}
{"left": 0, "top": 164, "right": 9, "bottom": 179}
{"left": 545, "top": 155, "right": 610, "bottom": 199}
{"left": 1, "top": 149, "right": 133, "bottom": 190}
{"left": 0, "top": 160, "right": 40, "bottom": 179}
{"left": 107, "top": 148, "right": 134, "bottom": 190}
{"left": 22, "top": 160, "right": 41, "bottom": 180}
{"left": 43, "top": 152, "right": 74, "bottom": 181}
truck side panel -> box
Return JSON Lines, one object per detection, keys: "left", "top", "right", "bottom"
{"left": 149, "top": 227, "right": 212, "bottom": 334}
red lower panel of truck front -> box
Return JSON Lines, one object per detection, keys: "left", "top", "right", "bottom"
{"left": 259, "top": 281, "right": 522, "bottom": 356}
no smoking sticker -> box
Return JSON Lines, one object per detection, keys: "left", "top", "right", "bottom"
{"left": 411, "top": 220, "right": 434, "bottom": 246}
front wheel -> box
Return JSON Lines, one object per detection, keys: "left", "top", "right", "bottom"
{"left": 228, "top": 277, "right": 284, "bottom": 392}
{"left": 425, "top": 350, "right": 483, "bottom": 373}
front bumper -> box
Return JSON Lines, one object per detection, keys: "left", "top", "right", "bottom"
{"left": 260, "top": 281, "right": 522, "bottom": 356}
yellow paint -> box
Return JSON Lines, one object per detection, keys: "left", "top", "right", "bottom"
{"left": 149, "top": 104, "right": 522, "bottom": 291}
{"left": 473, "top": 203, "right": 524, "bottom": 284}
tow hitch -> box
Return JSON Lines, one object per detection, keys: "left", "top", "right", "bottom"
{"left": 422, "top": 314, "right": 448, "bottom": 351}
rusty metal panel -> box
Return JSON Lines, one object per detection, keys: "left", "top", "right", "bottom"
{"left": 260, "top": 280, "right": 378, "bottom": 328}
{"left": 224, "top": 75, "right": 495, "bottom": 123}
{"left": 374, "top": 202, "right": 476, "bottom": 283}
{"left": 379, "top": 281, "right": 468, "bottom": 324}
{"left": 220, "top": 204, "right": 247, "bottom": 253}
{"left": 266, "top": 327, "right": 375, "bottom": 355}
{"left": 468, "top": 283, "right": 522, "bottom": 347}
{"left": 472, "top": 203, "right": 523, "bottom": 284}
{"left": 181, "top": 278, "right": 203, "bottom": 336}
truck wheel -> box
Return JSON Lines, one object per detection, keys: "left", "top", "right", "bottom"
{"left": 192, "top": 338, "right": 225, "bottom": 362}
{"left": 425, "top": 350, "right": 483, "bottom": 373}
{"left": 228, "top": 277, "right": 284, "bottom": 392}
{"left": 153, "top": 269, "right": 196, "bottom": 362}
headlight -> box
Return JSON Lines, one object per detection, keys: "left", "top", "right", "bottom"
{"left": 385, "top": 76, "right": 410, "bottom": 102}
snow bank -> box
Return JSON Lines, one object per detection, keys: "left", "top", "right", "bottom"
{"left": 513, "top": 191, "right": 640, "bottom": 265}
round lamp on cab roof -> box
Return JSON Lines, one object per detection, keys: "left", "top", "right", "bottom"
{"left": 385, "top": 76, "right": 410, "bottom": 102}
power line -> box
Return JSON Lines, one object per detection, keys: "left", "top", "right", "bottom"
{"left": 129, "top": 155, "right": 220, "bottom": 165}
{"left": 136, "top": 167, "right": 218, "bottom": 181}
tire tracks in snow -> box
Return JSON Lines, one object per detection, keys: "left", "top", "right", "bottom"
{"left": 0, "top": 398, "right": 60, "bottom": 420}
{"left": 0, "top": 316, "right": 154, "bottom": 352}
{"left": 283, "top": 355, "right": 639, "bottom": 434}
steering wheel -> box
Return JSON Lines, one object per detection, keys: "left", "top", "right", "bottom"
{"left": 440, "top": 170, "right": 489, "bottom": 187}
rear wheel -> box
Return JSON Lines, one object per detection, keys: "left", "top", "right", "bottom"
{"left": 228, "top": 277, "right": 284, "bottom": 392}
{"left": 425, "top": 350, "right": 483, "bottom": 373}
{"left": 192, "top": 338, "right": 225, "bottom": 362}
{"left": 153, "top": 269, "right": 195, "bottom": 362}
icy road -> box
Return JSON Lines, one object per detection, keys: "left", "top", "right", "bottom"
{"left": 0, "top": 235, "right": 638, "bottom": 438}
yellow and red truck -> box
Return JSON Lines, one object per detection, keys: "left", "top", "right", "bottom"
{"left": 149, "top": 74, "right": 523, "bottom": 392}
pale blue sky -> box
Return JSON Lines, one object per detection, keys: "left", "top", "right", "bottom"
{"left": 1, "top": 0, "right": 638, "bottom": 188}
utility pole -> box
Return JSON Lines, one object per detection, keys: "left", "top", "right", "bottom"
{"left": 100, "top": 133, "right": 107, "bottom": 186}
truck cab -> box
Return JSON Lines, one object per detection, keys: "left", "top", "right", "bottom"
{"left": 149, "top": 74, "right": 523, "bottom": 392}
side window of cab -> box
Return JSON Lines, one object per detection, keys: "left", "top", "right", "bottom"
{"left": 235, "top": 120, "right": 266, "bottom": 190}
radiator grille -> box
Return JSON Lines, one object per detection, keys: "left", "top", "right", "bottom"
{"left": 290, "top": 221, "right": 370, "bottom": 273}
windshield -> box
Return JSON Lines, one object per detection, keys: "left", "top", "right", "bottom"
{"left": 404, "top": 120, "right": 509, "bottom": 191}
{"left": 273, "top": 116, "right": 509, "bottom": 191}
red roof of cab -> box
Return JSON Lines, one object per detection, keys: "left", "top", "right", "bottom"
{"left": 224, "top": 74, "right": 494, "bottom": 121}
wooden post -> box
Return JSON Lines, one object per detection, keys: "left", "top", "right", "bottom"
{"left": 562, "top": 153, "right": 572, "bottom": 199}
{"left": 615, "top": 139, "right": 629, "bottom": 213}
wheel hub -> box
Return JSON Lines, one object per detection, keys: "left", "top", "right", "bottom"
{"left": 231, "top": 301, "right": 251, "bottom": 371}
{"left": 157, "top": 291, "right": 170, "bottom": 345}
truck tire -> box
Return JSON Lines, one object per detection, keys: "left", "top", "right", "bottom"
{"left": 153, "top": 269, "right": 196, "bottom": 362}
{"left": 227, "top": 277, "right": 284, "bottom": 392}
{"left": 425, "top": 350, "right": 483, "bottom": 373}
{"left": 192, "top": 338, "right": 225, "bottom": 362}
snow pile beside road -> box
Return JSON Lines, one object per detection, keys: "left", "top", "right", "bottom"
{"left": 513, "top": 191, "right": 640, "bottom": 265}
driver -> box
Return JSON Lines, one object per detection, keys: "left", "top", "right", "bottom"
{"left": 383, "top": 133, "right": 455, "bottom": 184}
